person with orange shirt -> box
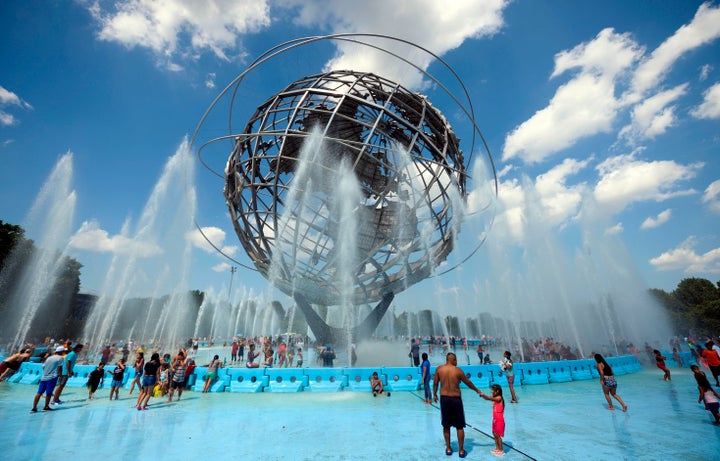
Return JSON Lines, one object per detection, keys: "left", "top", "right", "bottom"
{"left": 701, "top": 341, "right": 720, "bottom": 387}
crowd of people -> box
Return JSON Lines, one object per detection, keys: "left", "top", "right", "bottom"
{"left": 4, "top": 331, "right": 720, "bottom": 456}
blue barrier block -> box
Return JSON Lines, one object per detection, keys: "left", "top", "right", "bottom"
{"left": 67, "top": 364, "right": 98, "bottom": 387}
{"left": 226, "top": 367, "right": 268, "bottom": 393}
{"left": 567, "top": 360, "right": 593, "bottom": 380}
{"left": 304, "top": 367, "right": 347, "bottom": 392}
{"left": 382, "top": 366, "right": 420, "bottom": 392}
{"left": 546, "top": 362, "right": 573, "bottom": 383}
{"left": 606, "top": 357, "right": 628, "bottom": 376}
{"left": 210, "top": 371, "right": 229, "bottom": 393}
{"left": 517, "top": 363, "right": 549, "bottom": 385}
{"left": 192, "top": 367, "right": 227, "bottom": 392}
{"left": 264, "top": 368, "right": 307, "bottom": 392}
{"left": 191, "top": 366, "right": 208, "bottom": 391}
{"left": 343, "top": 368, "right": 383, "bottom": 392}
{"left": 123, "top": 369, "right": 137, "bottom": 389}
{"left": 458, "top": 365, "right": 492, "bottom": 389}
{"left": 18, "top": 362, "right": 43, "bottom": 385}
{"left": 486, "top": 364, "right": 508, "bottom": 386}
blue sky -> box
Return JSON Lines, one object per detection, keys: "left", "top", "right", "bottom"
{"left": 1, "top": 0, "right": 719, "bottom": 316}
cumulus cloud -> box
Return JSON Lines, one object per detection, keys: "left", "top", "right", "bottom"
{"left": 186, "top": 226, "right": 237, "bottom": 256}
{"left": 702, "top": 179, "right": 720, "bottom": 213}
{"left": 69, "top": 220, "right": 162, "bottom": 256}
{"left": 594, "top": 152, "right": 702, "bottom": 214}
{"left": 619, "top": 84, "right": 687, "bottom": 143}
{"left": 503, "top": 29, "right": 642, "bottom": 164}
{"left": 690, "top": 82, "right": 720, "bottom": 119}
{"left": 492, "top": 158, "right": 590, "bottom": 243}
{"left": 641, "top": 209, "right": 672, "bottom": 229}
{"left": 86, "top": 0, "right": 270, "bottom": 68}
{"left": 284, "top": 0, "right": 508, "bottom": 89}
{"left": 650, "top": 236, "right": 720, "bottom": 274}
{"left": 534, "top": 157, "right": 591, "bottom": 226}
{"left": 0, "top": 85, "right": 33, "bottom": 126}
{"left": 628, "top": 2, "right": 720, "bottom": 100}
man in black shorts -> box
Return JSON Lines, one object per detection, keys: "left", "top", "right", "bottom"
{"left": 433, "top": 352, "right": 482, "bottom": 458}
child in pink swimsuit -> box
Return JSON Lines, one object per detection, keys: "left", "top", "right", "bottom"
{"left": 480, "top": 384, "right": 505, "bottom": 456}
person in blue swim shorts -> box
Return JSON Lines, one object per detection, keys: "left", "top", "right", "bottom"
{"left": 433, "top": 352, "right": 482, "bottom": 458}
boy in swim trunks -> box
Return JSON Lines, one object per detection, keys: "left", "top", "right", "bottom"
{"left": 433, "top": 352, "right": 482, "bottom": 458}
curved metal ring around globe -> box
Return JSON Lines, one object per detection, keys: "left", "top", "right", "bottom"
{"left": 190, "top": 34, "right": 498, "bottom": 305}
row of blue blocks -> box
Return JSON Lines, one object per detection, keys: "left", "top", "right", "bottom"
{"left": 7, "top": 355, "right": 646, "bottom": 393}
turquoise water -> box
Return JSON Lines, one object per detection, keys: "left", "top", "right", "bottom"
{"left": 1, "top": 364, "right": 718, "bottom": 460}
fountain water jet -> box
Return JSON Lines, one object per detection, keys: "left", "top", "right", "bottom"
{"left": 82, "top": 139, "right": 197, "bottom": 353}
{"left": 0, "top": 152, "right": 76, "bottom": 351}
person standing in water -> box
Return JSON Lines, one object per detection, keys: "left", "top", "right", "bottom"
{"left": 594, "top": 353, "right": 627, "bottom": 412}
{"left": 500, "top": 351, "right": 518, "bottom": 403}
{"left": 433, "top": 352, "right": 482, "bottom": 458}
{"left": 653, "top": 349, "right": 671, "bottom": 381}
{"left": 479, "top": 384, "right": 506, "bottom": 456}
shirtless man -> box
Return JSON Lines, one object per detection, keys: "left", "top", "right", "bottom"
{"left": 433, "top": 352, "right": 481, "bottom": 458}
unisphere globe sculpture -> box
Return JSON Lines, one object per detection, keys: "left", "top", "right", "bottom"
{"left": 193, "top": 35, "right": 497, "bottom": 345}
{"left": 226, "top": 70, "right": 465, "bottom": 303}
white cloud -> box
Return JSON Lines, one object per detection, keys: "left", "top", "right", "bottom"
{"left": 604, "top": 223, "right": 624, "bottom": 236}
{"left": 87, "top": 0, "right": 271, "bottom": 68}
{"left": 641, "top": 208, "right": 672, "bottom": 229}
{"left": 503, "top": 29, "right": 642, "bottom": 164}
{"left": 69, "top": 220, "right": 162, "bottom": 256}
{"left": 493, "top": 158, "right": 590, "bottom": 242}
{"left": 690, "top": 82, "right": 720, "bottom": 119}
{"left": 702, "top": 179, "right": 720, "bottom": 213}
{"left": 594, "top": 152, "right": 702, "bottom": 214}
{"left": 0, "top": 111, "right": 15, "bottom": 126}
{"left": 699, "top": 64, "right": 712, "bottom": 81}
{"left": 284, "top": 0, "right": 508, "bottom": 89}
{"left": 619, "top": 84, "right": 687, "bottom": 142}
{"left": 0, "top": 85, "right": 33, "bottom": 126}
{"left": 186, "top": 226, "right": 238, "bottom": 256}
{"left": 650, "top": 236, "right": 720, "bottom": 274}
{"left": 205, "top": 72, "right": 216, "bottom": 89}
{"left": 187, "top": 226, "right": 225, "bottom": 253}
{"left": 534, "top": 157, "right": 591, "bottom": 226}
{"left": 629, "top": 2, "right": 720, "bottom": 100}
{"left": 212, "top": 262, "right": 231, "bottom": 272}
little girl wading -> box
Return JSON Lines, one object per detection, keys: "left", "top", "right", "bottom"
{"left": 480, "top": 384, "right": 505, "bottom": 456}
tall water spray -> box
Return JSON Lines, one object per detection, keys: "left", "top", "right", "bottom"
{"left": 82, "top": 139, "right": 197, "bottom": 352}
{"left": 0, "top": 152, "right": 76, "bottom": 350}
{"left": 470, "top": 174, "right": 673, "bottom": 355}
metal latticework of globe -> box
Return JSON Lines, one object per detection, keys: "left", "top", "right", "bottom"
{"left": 224, "top": 70, "right": 468, "bottom": 306}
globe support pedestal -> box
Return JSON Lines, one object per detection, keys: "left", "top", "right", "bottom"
{"left": 294, "top": 292, "right": 395, "bottom": 346}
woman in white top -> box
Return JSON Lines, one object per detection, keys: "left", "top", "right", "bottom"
{"left": 500, "top": 351, "right": 518, "bottom": 403}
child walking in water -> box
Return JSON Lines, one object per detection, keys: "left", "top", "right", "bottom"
{"left": 691, "top": 365, "right": 720, "bottom": 424}
{"left": 654, "top": 349, "right": 671, "bottom": 381}
{"left": 87, "top": 362, "right": 105, "bottom": 400}
{"left": 479, "top": 384, "right": 505, "bottom": 456}
{"left": 108, "top": 359, "right": 125, "bottom": 400}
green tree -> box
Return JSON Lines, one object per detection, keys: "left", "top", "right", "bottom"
{"left": 0, "top": 220, "right": 27, "bottom": 269}
{"left": 673, "top": 277, "right": 720, "bottom": 306}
